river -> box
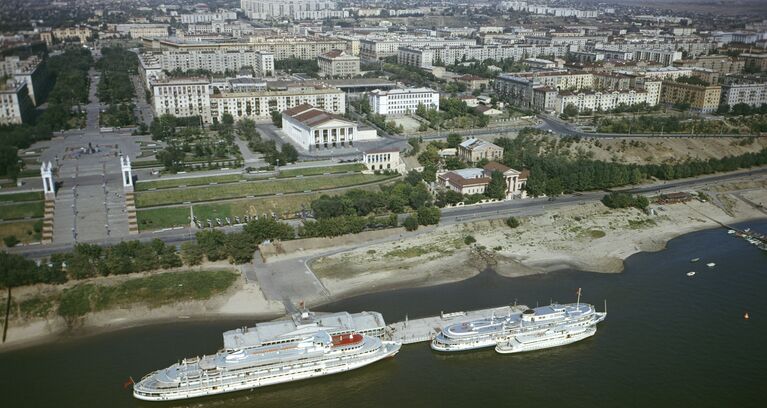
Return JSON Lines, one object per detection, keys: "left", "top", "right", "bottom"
{"left": 1, "top": 221, "right": 765, "bottom": 408}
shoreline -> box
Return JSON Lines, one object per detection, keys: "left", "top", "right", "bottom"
{"left": 1, "top": 217, "right": 762, "bottom": 354}
{"left": 3, "top": 179, "right": 767, "bottom": 352}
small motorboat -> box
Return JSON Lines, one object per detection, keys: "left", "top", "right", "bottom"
{"left": 727, "top": 230, "right": 736, "bottom": 235}
{"left": 686, "top": 271, "right": 696, "bottom": 277}
{"left": 690, "top": 258, "right": 700, "bottom": 262}
{"left": 707, "top": 263, "right": 716, "bottom": 268}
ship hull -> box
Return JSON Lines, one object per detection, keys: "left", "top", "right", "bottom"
{"left": 134, "top": 342, "right": 400, "bottom": 401}
{"left": 495, "top": 327, "right": 596, "bottom": 354}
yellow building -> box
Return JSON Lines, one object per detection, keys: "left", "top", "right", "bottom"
{"left": 660, "top": 81, "right": 721, "bottom": 113}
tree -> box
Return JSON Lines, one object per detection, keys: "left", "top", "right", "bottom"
{"left": 195, "top": 229, "right": 228, "bottom": 261}
{"left": 281, "top": 144, "right": 299, "bottom": 163}
{"left": 271, "top": 111, "right": 282, "bottom": 127}
{"left": 447, "top": 134, "right": 464, "bottom": 149}
{"left": 404, "top": 170, "right": 423, "bottom": 186}
{"left": 403, "top": 215, "right": 419, "bottom": 231}
{"left": 417, "top": 206, "right": 440, "bottom": 226}
{"left": 485, "top": 170, "right": 506, "bottom": 200}
{"left": 181, "top": 242, "right": 204, "bottom": 266}
{"left": 3, "top": 235, "right": 19, "bottom": 248}
{"left": 225, "top": 232, "right": 257, "bottom": 264}
{"left": 243, "top": 218, "right": 295, "bottom": 242}
{"left": 716, "top": 104, "right": 730, "bottom": 115}
{"left": 562, "top": 103, "right": 579, "bottom": 118}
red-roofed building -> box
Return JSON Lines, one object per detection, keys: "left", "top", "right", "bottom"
{"left": 437, "top": 162, "right": 528, "bottom": 199}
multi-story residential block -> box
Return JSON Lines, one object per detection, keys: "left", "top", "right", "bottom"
{"left": 0, "top": 56, "right": 49, "bottom": 106}
{"left": 180, "top": 11, "right": 238, "bottom": 24}
{"left": 0, "top": 81, "right": 34, "bottom": 125}
{"left": 151, "top": 78, "right": 212, "bottom": 122}
{"left": 113, "top": 24, "right": 170, "bottom": 39}
{"left": 139, "top": 49, "right": 274, "bottom": 78}
{"left": 660, "top": 81, "right": 722, "bottom": 112}
{"left": 144, "top": 37, "right": 350, "bottom": 60}
{"left": 398, "top": 44, "right": 572, "bottom": 68}
{"left": 593, "top": 72, "right": 633, "bottom": 91}
{"left": 673, "top": 55, "right": 745, "bottom": 75}
{"left": 720, "top": 82, "right": 767, "bottom": 107}
{"left": 593, "top": 48, "right": 635, "bottom": 61}
{"left": 361, "top": 36, "right": 476, "bottom": 60}
{"left": 640, "top": 67, "right": 695, "bottom": 81}
{"left": 556, "top": 89, "right": 652, "bottom": 114}
{"left": 494, "top": 71, "right": 595, "bottom": 109}
{"left": 186, "top": 21, "right": 256, "bottom": 37}
{"left": 210, "top": 85, "right": 345, "bottom": 123}
{"left": 241, "top": 0, "right": 348, "bottom": 20}
{"left": 368, "top": 88, "right": 439, "bottom": 116}
{"left": 633, "top": 49, "right": 683, "bottom": 65}
{"left": 568, "top": 51, "right": 605, "bottom": 64}
{"left": 317, "top": 49, "right": 360, "bottom": 78}
{"left": 52, "top": 25, "right": 93, "bottom": 43}
{"left": 741, "top": 53, "right": 767, "bottom": 72}
{"left": 282, "top": 104, "right": 376, "bottom": 150}
{"left": 457, "top": 138, "right": 504, "bottom": 163}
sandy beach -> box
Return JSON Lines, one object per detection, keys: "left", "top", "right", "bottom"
{"left": 311, "top": 178, "right": 767, "bottom": 298}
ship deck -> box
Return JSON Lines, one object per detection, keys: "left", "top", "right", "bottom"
{"left": 384, "top": 305, "right": 529, "bottom": 345}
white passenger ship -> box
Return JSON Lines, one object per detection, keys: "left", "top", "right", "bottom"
{"left": 133, "top": 309, "right": 400, "bottom": 401}
{"left": 431, "top": 293, "right": 606, "bottom": 352}
{"left": 495, "top": 326, "right": 597, "bottom": 354}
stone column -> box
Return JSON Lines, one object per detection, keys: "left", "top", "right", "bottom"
{"left": 121, "top": 156, "right": 134, "bottom": 192}
{"left": 40, "top": 161, "right": 55, "bottom": 199}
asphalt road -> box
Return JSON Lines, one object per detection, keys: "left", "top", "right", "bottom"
{"left": 538, "top": 115, "right": 763, "bottom": 138}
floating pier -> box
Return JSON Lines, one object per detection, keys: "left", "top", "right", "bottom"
{"left": 385, "top": 305, "right": 528, "bottom": 345}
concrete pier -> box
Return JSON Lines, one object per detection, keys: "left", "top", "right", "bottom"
{"left": 385, "top": 305, "right": 528, "bottom": 345}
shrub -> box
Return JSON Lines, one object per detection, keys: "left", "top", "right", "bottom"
{"left": 3, "top": 235, "right": 19, "bottom": 247}
{"left": 464, "top": 235, "right": 476, "bottom": 245}
{"left": 601, "top": 192, "right": 649, "bottom": 210}
{"left": 403, "top": 215, "right": 419, "bottom": 231}
{"left": 506, "top": 216, "right": 520, "bottom": 228}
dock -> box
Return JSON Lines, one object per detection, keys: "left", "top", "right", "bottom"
{"left": 384, "top": 305, "right": 528, "bottom": 345}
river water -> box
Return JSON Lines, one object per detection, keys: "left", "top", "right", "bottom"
{"left": 1, "top": 221, "right": 766, "bottom": 408}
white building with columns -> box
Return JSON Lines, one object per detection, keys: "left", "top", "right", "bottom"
{"left": 281, "top": 104, "right": 377, "bottom": 150}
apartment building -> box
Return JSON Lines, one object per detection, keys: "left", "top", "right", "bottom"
{"left": 0, "top": 56, "right": 49, "bottom": 106}
{"left": 180, "top": 11, "right": 238, "bottom": 24}
{"left": 633, "top": 49, "right": 683, "bottom": 65}
{"left": 210, "top": 86, "right": 345, "bottom": 122}
{"left": 674, "top": 55, "right": 745, "bottom": 75}
{"left": 144, "top": 37, "right": 350, "bottom": 60}
{"left": 140, "top": 49, "right": 274, "bottom": 77}
{"left": 494, "top": 71, "right": 595, "bottom": 109}
{"left": 113, "top": 24, "right": 170, "bottom": 39}
{"left": 0, "top": 81, "right": 34, "bottom": 125}
{"left": 368, "top": 88, "right": 439, "bottom": 116}
{"left": 151, "top": 78, "right": 212, "bottom": 123}
{"left": 317, "top": 49, "right": 360, "bottom": 77}
{"left": 398, "top": 44, "right": 572, "bottom": 68}
{"left": 241, "top": 0, "right": 348, "bottom": 20}
{"left": 720, "top": 82, "right": 767, "bottom": 107}
{"left": 660, "top": 81, "right": 722, "bottom": 112}
{"left": 52, "top": 25, "right": 93, "bottom": 43}
{"left": 556, "top": 89, "right": 653, "bottom": 114}
{"left": 360, "top": 36, "right": 476, "bottom": 60}
{"left": 741, "top": 53, "right": 767, "bottom": 72}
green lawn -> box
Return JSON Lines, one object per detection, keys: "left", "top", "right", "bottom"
{"left": 0, "top": 201, "right": 45, "bottom": 220}
{"left": 135, "top": 174, "right": 244, "bottom": 191}
{"left": 135, "top": 173, "right": 395, "bottom": 208}
{"left": 0, "top": 220, "right": 42, "bottom": 246}
{"left": 136, "top": 182, "right": 387, "bottom": 231}
{"left": 278, "top": 163, "right": 365, "bottom": 178}
{"left": 0, "top": 191, "right": 44, "bottom": 203}
{"left": 136, "top": 206, "right": 191, "bottom": 230}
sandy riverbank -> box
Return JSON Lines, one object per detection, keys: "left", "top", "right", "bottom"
{"left": 311, "top": 179, "right": 767, "bottom": 299}
{"left": 0, "top": 267, "right": 285, "bottom": 352}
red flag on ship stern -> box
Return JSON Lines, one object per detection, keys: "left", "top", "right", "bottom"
{"left": 123, "top": 377, "right": 134, "bottom": 390}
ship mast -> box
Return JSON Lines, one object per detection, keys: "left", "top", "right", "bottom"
{"left": 576, "top": 288, "right": 582, "bottom": 308}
